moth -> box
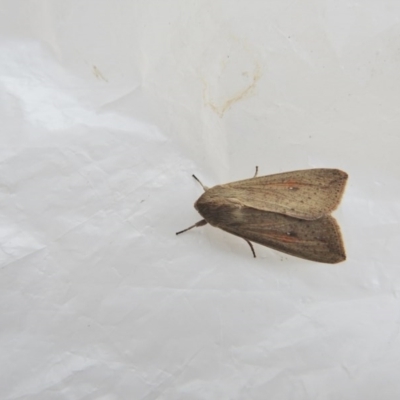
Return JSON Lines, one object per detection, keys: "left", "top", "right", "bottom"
{"left": 176, "top": 168, "right": 348, "bottom": 263}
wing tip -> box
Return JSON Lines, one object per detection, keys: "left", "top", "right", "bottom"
{"left": 325, "top": 215, "right": 347, "bottom": 264}
{"left": 325, "top": 251, "right": 346, "bottom": 264}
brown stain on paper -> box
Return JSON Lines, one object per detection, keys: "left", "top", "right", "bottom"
{"left": 92, "top": 65, "right": 108, "bottom": 82}
{"left": 203, "top": 62, "right": 261, "bottom": 117}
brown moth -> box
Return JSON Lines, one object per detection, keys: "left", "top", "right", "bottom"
{"left": 176, "top": 168, "right": 348, "bottom": 264}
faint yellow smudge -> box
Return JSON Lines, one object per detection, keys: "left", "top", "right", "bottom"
{"left": 203, "top": 62, "right": 261, "bottom": 117}
{"left": 92, "top": 65, "right": 108, "bottom": 82}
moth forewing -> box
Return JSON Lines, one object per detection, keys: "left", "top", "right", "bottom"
{"left": 200, "top": 202, "right": 345, "bottom": 263}
{"left": 202, "top": 168, "right": 348, "bottom": 220}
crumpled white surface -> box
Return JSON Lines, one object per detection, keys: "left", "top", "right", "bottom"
{"left": 1, "top": 1, "right": 400, "bottom": 399}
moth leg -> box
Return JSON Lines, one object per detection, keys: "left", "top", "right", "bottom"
{"left": 244, "top": 239, "right": 256, "bottom": 258}
{"left": 176, "top": 219, "right": 207, "bottom": 235}
{"left": 192, "top": 175, "right": 209, "bottom": 191}
{"left": 253, "top": 166, "right": 259, "bottom": 178}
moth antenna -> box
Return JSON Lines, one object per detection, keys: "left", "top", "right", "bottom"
{"left": 253, "top": 166, "right": 259, "bottom": 178}
{"left": 244, "top": 239, "right": 256, "bottom": 258}
{"left": 176, "top": 219, "right": 207, "bottom": 235}
{"left": 192, "top": 174, "right": 208, "bottom": 191}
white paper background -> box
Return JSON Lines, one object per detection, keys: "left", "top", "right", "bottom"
{"left": 1, "top": 1, "right": 400, "bottom": 399}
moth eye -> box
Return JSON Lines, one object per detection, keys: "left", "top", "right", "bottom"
{"left": 286, "top": 231, "right": 296, "bottom": 237}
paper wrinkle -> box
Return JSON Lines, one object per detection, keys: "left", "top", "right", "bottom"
{"left": 0, "top": 40, "right": 147, "bottom": 137}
